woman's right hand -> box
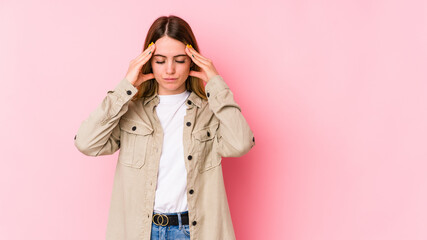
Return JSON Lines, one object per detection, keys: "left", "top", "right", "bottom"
{"left": 124, "top": 42, "right": 156, "bottom": 87}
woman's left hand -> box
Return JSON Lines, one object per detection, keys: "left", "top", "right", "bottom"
{"left": 185, "top": 44, "right": 219, "bottom": 83}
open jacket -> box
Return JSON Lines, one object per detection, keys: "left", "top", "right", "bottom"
{"left": 74, "top": 75, "right": 256, "bottom": 240}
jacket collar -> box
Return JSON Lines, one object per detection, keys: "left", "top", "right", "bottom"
{"left": 143, "top": 90, "right": 202, "bottom": 108}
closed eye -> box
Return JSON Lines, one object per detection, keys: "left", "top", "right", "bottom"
{"left": 155, "top": 60, "right": 186, "bottom": 64}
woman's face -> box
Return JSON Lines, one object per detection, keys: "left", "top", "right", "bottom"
{"left": 151, "top": 36, "right": 191, "bottom": 95}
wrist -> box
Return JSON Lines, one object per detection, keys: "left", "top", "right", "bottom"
{"left": 125, "top": 77, "right": 137, "bottom": 87}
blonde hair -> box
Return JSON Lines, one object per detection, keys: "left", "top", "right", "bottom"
{"left": 131, "top": 15, "right": 207, "bottom": 101}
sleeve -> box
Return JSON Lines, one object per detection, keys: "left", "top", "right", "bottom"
{"left": 205, "top": 75, "right": 256, "bottom": 158}
{"left": 74, "top": 77, "right": 139, "bottom": 157}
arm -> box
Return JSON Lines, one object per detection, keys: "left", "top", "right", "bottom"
{"left": 74, "top": 78, "right": 138, "bottom": 156}
{"left": 205, "top": 75, "right": 256, "bottom": 157}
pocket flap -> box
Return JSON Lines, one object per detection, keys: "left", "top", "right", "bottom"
{"left": 119, "top": 118, "right": 153, "bottom": 135}
{"left": 192, "top": 123, "right": 219, "bottom": 142}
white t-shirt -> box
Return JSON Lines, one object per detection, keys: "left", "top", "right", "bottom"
{"left": 153, "top": 90, "right": 191, "bottom": 213}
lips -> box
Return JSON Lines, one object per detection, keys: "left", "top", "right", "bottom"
{"left": 164, "top": 78, "right": 177, "bottom": 81}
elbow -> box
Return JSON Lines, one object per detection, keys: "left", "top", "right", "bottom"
{"left": 236, "top": 136, "right": 255, "bottom": 157}
{"left": 220, "top": 135, "right": 255, "bottom": 158}
{"left": 74, "top": 135, "right": 97, "bottom": 156}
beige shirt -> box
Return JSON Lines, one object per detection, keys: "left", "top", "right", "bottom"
{"left": 74, "top": 75, "right": 256, "bottom": 240}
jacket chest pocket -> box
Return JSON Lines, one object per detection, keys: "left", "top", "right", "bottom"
{"left": 192, "top": 122, "right": 221, "bottom": 173}
{"left": 118, "top": 118, "right": 153, "bottom": 168}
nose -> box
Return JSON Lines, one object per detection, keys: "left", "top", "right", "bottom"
{"left": 166, "top": 61, "right": 175, "bottom": 75}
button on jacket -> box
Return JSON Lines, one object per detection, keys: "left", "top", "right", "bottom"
{"left": 74, "top": 75, "right": 256, "bottom": 240}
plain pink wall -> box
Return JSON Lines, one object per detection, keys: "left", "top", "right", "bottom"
{"left": 1, "top": 0, "right": 427, "bottom": 239}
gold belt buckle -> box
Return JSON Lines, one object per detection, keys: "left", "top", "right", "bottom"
{"left": 153, "top": 213, "right": 169, "bottom": 226}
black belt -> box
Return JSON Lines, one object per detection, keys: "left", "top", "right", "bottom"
{"left": 152, "top": 212, "right": 189, "bottom": 226}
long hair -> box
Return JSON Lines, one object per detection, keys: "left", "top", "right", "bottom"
{"left": 131, "top": 15, "right": 207, "bottom": 101}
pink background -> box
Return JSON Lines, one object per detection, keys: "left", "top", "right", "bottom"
{"left": 1, "top": 0, "right": 427, "bottom": 239}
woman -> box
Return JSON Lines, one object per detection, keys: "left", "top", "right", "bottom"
{"left": 74, "top": 15, "right": 255, "bottom": 240}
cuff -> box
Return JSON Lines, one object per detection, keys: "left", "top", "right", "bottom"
{"left": 205, "top": 75, "right": 229, "bottom": 99}
{"left": 108, "top": 77, "right": 139, "bottom": 105}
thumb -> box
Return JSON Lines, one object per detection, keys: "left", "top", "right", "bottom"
{"left": 189, "top": 70, "right": 206, "bottom": 82}
{"left": 142, "top": 73, "right": 155, "bottom": 82}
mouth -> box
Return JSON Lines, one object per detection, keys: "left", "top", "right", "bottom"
{"left": 164, "top": 78, "right": 178, "bottom": 81}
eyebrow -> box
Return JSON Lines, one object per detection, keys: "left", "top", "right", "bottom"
{"left": 153, "top": 54, "right": 187, "bottom": 58}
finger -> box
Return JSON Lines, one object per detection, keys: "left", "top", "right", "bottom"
{"left": 135, "top": 44, "right": 155, "bottom": 65}
{"left": 186, "top": 48, "right": 211, "bottom": 68}
{"left": 186, "top": 45, "right": 208, "bottom": 61}
{"left": 186, "top": 46, "right": 210, "bottom": 63}
{"left": 136, "top": 44, "right": 155, "bottom": 62}
{"left": 186, "top": 47, "right": 209, "bottom": 69}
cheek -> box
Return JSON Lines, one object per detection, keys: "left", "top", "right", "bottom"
{"left": 179, "top": 62, "right": 191, "bottom": 72}
{"left": 151, "top": 64, "right": 161, "bottom": 74}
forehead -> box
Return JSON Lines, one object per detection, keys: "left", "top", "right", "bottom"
{"left": 154, "top": 36, "right": 186, "bottom": 57}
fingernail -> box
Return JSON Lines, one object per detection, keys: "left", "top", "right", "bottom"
{"left": 189, "top": 44, "right": 193, "bottom": 48}
{"left": 148, "top": 42, "right": 154, "bottom": 47}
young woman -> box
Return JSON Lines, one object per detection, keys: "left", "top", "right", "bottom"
{"left": 74, "top": 15, "right": 255, "bottom": 240}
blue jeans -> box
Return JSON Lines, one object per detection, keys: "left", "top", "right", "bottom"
{"left": 150, "top": 210, "right": 190, "bottom": 240}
